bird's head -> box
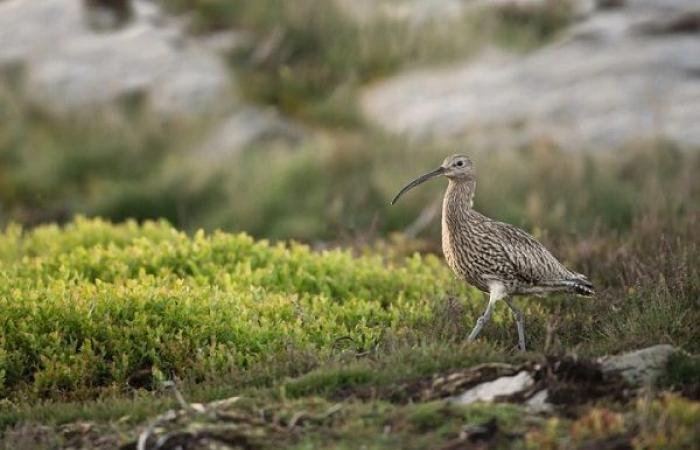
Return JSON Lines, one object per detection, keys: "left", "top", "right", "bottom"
{"left": 441, "top": 154, "right": 474, "bottom": 180}
{"left": 391, "top": 154, "right": 474, "bottom": 205}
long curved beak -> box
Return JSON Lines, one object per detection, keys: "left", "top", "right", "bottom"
{"left": 391, "top": 167, "right": 445, "bottom": 205}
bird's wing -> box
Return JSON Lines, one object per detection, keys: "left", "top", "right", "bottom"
{"left": 479, "top": 217, "right": 572, "bottom": 284}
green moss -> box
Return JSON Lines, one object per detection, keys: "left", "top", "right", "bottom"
{"left": 402, "top": 401, "right": 523, "bottom": 433}
{"left": 283, "top": 368, "right": 376, "bottom": 399}
{"left": 660, "top": 352, "right": 700, "bottom": 392}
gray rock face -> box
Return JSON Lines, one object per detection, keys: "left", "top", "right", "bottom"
{"left": 0, "top": 0, "right": 305, "bottom": 156}
{"left": 599, "top": 344, "right": 678, "bottom": 386}
{"left": 361, "top": 0, "right": 700, "bottom": 150}
{"left": 0, "top": 0, "right": 233, "bottom": 118}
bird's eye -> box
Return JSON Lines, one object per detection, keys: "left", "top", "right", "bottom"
{"left": 456, "top": 160, "right": 464, "bottom": 167}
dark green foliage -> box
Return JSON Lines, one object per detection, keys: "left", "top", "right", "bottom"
{"left": 283, "top": 368, "right": 375, "bottom": 399}
{"left": 659, "top": 352, "right": 700, "bottom": 398}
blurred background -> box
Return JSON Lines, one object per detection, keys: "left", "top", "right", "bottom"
{"left": 0, "top": 0, "right": 698, "bottom": 249}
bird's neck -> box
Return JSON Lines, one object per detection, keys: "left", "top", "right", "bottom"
{"left": 441, "top": 179, "right": 477, "bottom": 255}
{"left": 443, "top": 179, "right": 476, "bottom": 216}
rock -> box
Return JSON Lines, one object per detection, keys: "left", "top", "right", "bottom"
{"left": 361, "top": 0, "right": 700, "bottom": 150}
{"left": 197, "top": 107, "right": 306, "bottom": 160}
{"left": 598, "top": 344, "right": 678, "bottom": 386}
{"left": 0, "top": 0, "right": 233, "bottom": 118}
{"left": 452, "top": 370, "right": 534, "bottom": 404}
{"left": 0, "top": 0, "right": 306, "bottom": 156}
{"left": 525, "top": 389, "right": 552, "bottom": 412}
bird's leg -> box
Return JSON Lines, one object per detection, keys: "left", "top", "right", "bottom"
{"left": 468, "top": 283, "right": 506, "bottom": 342}
{"left": 504, "top": 298, "right": 526, "bottom": 352}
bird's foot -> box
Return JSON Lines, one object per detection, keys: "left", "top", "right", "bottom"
{"left": 504, "top": 299, "right": 526, "bottom": 352}
{"left": 467, "top": 315, "right": 488, "bottom": 341}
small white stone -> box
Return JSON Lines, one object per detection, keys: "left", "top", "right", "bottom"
{"left": 525, "top": 389, "right": 552, "bottom": 413}
{"left": 453, "top": 370, "right": 534, "bottom": 405}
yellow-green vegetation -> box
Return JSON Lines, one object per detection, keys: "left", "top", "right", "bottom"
{"left": 0, "top": 217, "right": 480, "bottom": 399}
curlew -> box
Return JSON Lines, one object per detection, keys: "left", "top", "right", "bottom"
{"left": 391, "top": 154, "right": 594, "bottom": 351}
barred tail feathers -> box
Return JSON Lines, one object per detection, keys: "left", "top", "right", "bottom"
{"left": 566, "top": 275, "right": 595, "bottom": 297}
{"left": 539, "top": 275, "right": 595, "bottom": 296}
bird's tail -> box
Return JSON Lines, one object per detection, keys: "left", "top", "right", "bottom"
{"left": 564, "top": 275, "right": 595, "bottom": 297}
{"left": 540, "top": 274, "right": 595, "bottom": 296}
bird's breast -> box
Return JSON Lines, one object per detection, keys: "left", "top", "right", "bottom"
{"left": 441, "top": 206, "right": 490, "bottom": 292}
{"left": 442, "top": 210, "right": 467, "bottom": 272}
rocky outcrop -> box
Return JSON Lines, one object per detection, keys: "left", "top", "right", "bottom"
{"left": 449, "top": 345, "right": 680, "bottom": 412}
{"left": 361, "top": 0, "right": 700, "bottom": 150}
{"left": 0, "top": 0, "right": 305, "bottom": 155}
{"left": 0, "top": 0, "right": 233, "bottom": 118}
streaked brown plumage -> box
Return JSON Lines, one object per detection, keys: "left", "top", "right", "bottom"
{"left": 392, "top": 154, "right": 594, "bottom": 351}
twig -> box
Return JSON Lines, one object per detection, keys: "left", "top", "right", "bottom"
{"left": 287, "top": 403, "right": 344, "bottom": 429}
{"left": 404, "top": 199, "right": 441, "bottom": 238}
{"left": 136, "top": 409, "right": 178, "bottom": 450}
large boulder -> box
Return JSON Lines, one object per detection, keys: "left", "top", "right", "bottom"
{"left": 361, "top": 0, "right": 700, "bottom": 150}
{"left": 0, "top": 0, "right": 233, "bottom": 118}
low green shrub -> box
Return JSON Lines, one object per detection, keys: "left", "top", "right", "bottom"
{"left": 0, "top": 218, "right": 476, "bottom": 399}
